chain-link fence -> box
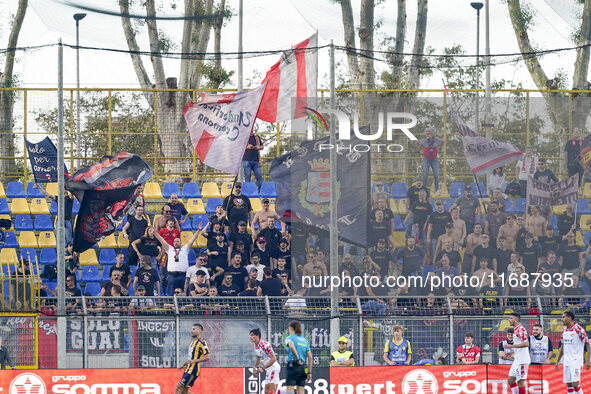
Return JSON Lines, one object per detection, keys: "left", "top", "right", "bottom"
{"left": 7, "top": 295, "right": 584, "bottom": 369}
{"left": 0, "top": 87, "right": 587, "bottom": 183}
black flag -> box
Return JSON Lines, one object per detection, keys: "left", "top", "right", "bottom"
{"left": 68, "top": 153, "right": 152, "bottom": 252}
{"left": 270, "top": 132, "right": 370, "bottom": 247}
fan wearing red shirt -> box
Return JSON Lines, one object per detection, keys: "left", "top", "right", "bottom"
{"left": 159, "top": 218, "right": 180, "bottom": 246}
{"left": 456, "top": 333, "right": 481, "bottom": 365}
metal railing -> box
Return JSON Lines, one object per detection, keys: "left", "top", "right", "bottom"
{"left": 0, "top": 87, "right": 586, "bottom": 183}
{"left": 5, "top": 295, "right": 583, "bottom": 369}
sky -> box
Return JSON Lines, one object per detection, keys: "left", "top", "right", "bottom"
{"left": 0, "top": 0, "right": 583, "bottom": 92}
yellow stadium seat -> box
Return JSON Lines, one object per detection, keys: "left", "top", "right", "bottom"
{"left": 392, "top": 232, "right": 406, "bottom": 248}
{"left": 497, "top": 319, "right": 511, "bottom": 332}
{"left": 584, "top": 184, "right": 591, "bottom": 199}
{"left": 220, "top": 182, "right": 233, "bottom": 198}
{"left": 553, "top": 205, "right": 567, "bottom": 215}
{"left": 480, "top": 198, "right": 490, "bottom": 214}
{"left": 117, "top": 232, "right": 129, "bottom": 248}
{"left": 431, "top": 184, "right": 450, "bottom": 198}
{"left": 397, "top": 199, "right": 407, "bottom": 215}
{"left": 30, "top": 198, "right": 50, "bottom": 215}
{"left": 97, "top": 234, "right": 117, "bottom": 248}
{"left": 389, "top": 198, "right": 399, "bottom": 214}
{"left": 186, "top": 198, "right": 206, "bottom": 215}
{"left": 196, "top": 234, "right": 207, "bottom": 248}
{"left": 38, "top": 231, "right": 56, "bottom": 248}
{"left": 143, "top": 182, "right": 163, "bottom": 199}
{"left": 576, "top": 231, "right": 585, "bottom": 247}
{"left": 180, "top": 231, "right": 194, "bottom": 245}
{"left": 0, "top": 248, "right": 18, "bottom": 265}
{"left": 582, "top": 215, "right": 591, "bottom": 231}
{"left": 18, "top": 231, "right": 38, "bottom": 248}
{"left": 202, "top": 182, "right": 221, "bottom": 199}
{"left": 45, "top": 183, "right": 58, "bottom": 196}
{"left": 0, "top": 215, "right": 13, "bottom": 231}
{"left": 0, "top": 183, "right": 6, "bottom": 198}
{"left": 250, "top": 198, "right": 262, "bottom": 213}
{"left": 10, "top": 198, "right": 30, "bottom": 215}
{"left": 79, "top": 249, "right": 98, "bottom": 265}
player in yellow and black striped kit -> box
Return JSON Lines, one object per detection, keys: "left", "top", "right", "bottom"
{"left": 176, "top": 323, "right": 210, "bottom": 394}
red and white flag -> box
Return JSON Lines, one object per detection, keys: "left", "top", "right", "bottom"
{"left": 183, "top": 84, "right": 266, "bottom": 174}
{"left": 257, "top": 33, "right": 318, "bottom": 123}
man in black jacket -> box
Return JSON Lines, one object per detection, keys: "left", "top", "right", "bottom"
{"left": 0, "top": 337, "right": 14, "bottom": 369}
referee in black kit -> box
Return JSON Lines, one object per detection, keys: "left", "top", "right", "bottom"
{"left": 284, "top": 321, "right": 313, "bottom": 394}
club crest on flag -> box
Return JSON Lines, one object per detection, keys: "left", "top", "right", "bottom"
{"left": 299, "top": 158, "right": 340, "bottom": 217}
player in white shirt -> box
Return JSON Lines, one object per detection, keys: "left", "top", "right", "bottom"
{"left": 250, "top": 328, "right": 281, "bottom": 394}
{"left": 503, "top": 313, "right": 530, "bottom": 394}
{"left": 555, "top": 311, "right": 591, "bottom": 394}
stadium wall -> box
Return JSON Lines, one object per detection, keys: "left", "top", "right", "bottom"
{"left": 2, "top": 365, "right": 589, "bottom": 393}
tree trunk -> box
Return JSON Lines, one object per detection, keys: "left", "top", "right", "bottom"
{"left": 119, "top": 0, "right": 216, "bottom": 179}
{"left": 572, "top": 0, "right": 591, "bottom": 130}
{"left": 506, "top": 0, "right": 561, "bottom": 128}
{"left": 358, "top": 0, "right": 375, "bottom": 90}
{"left": 0, "top": 0, "right": 27, "bottom": 182}
{"left": 391, "top": 0, "right": 406, "bottom": 88}
{"left": 407, "top": 0, "right": 428, "bottom": 90}
{"left": 213, "top": 0, "right": 226, "bottom": 75}
{"left": 338, "top": 0, "right": 360, "bottom": 88}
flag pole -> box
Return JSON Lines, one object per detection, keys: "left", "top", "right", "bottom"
{"left": 473, "top": 173, "right": 488, "bottom": 215}
{"left": 223, "top": 174, "right": 239, "bottom": 214}
{"left": 329, "top": 39, "right": 340, "bottom": 352}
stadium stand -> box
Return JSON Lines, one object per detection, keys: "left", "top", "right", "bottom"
{"left": 182, "top": 182, "right": 202, "bottom": 198}
{"left": 143, "top": 182, "right": 163, "bottom": 199}
{"left": 202, "top": 182, "right": 221, "bottom": 198}
{"left": 6, "top": 182, "right": 25, "bottom": 198}
{"left": 162, "top": 182, "right": 181, "bottom": 198}
{"left": 25, "top": 182, "right": 44, "bottom": 198}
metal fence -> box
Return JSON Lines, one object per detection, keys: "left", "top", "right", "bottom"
{"left": 0, "top": 87, "right": 588, "bottom": 183}
{"left": 3, "top": 295, "right": 585, "bottom": 369}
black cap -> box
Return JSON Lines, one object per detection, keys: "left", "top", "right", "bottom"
{"left": 238, "top": 220, "right": 247, "bottom": 226}
{"left": 137, "top": 285, "right": 146, "bottom": 291}
{"left": 235, "top": 182, "right": 242, "bottom": 187}
{"left": 279, "top": 238, "right": 288, "bottom": 244}
{"left": 236, "top": 240, "right": 245, "bottom": 245}
{"left": 445, "top": 222, "right": 453, "bottom": 228}
{"left": 465, "top": 185, "right": 472, "bottom": 191}
{"left": 377, "top": 238, "right": 386, "bottom": 243}
{"left": 262, "top": 198, "right": 270, "bottom": 203}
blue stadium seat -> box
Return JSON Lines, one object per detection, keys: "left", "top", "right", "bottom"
{"left": 514, "top": 198, "right": 527, "bottom": 214}
{"left": 205, "top": 198, "right": 222, "bottom": 215}
{"left": 102, "top": 266, "right": 112, "bottom": 282}
{"left": 6, "top": 182, "right": 25, "bottom": 198}
{"left": 450, "top": 183, "right": 465, "bottom": 199}
{"left": 0, "top": 199, "right": 9, "bottom": 214}
{"left": 241, "top": 182, "right": 259, "bottom": 198}
{"left": 1, "top": 231, "right": 18, "bottom": 248}
{"left": 73, "top": 270, "right": 81, "bottom": 282}
{"left": 181, "top": 218, "right": 192, "bottom": 231}
{"left": 586, "top": 232, "right": 591, "bottom": 246}
{"left": 34, "top": 215, "right": 53, "bottom": 231}
{"left": 84, "top": 282, "right": 102, "bottom": 297}
{"left": 504, "top": 199, "right": 515, "bottom": 214}
{"left": 470, "top": 182, "right": 488, "bottom": 198}
{"left": 99, "top": 249, "right": 117, "bottom": 266}
{"left": 81, "top": 266, "right": 101, "bottom": 282}
{"left": 130, "top": 265, "right": 137, "bottom": 278}
{"left": 441, "top": 198, "right": 454, "bottom": 211}
{"left": 45, "top": 281, "right": 57, "bottom": 292}
{"left": 20, "top": 248, "right": 38, "bottom": 265}
{"left": 26, "top": 182, "right": 44, "bottom": 198}
{"left": 188, "top": 248, "right": 196, "bottom": 266}
{"left": 393, "top": 215, "right": 405, "bottom": 231}
{"left": 14, "top": 214, "right": 33, "bottom": 231}
{"left": 50, "top": 200, "right": 57, "bottom": 215}
{"left": 128, "top": 286, "right": 135, "bottom": 297}
{"left": 163, "top": 182, "right": 181, "bottom": 198}
{"left": 372, "top": 182, "right": 389, "bottom": 193}
{"left": 550, "top": 215, "right": 557, "bottom": 229}
{"left": 390, "top": 183, "right": 408, "bottom": 199}
{"left": 192, "top": 214, "right": 209, "bottom": 230}
{"left": 182, "top": 182, "right": 202, "bottom": 198}
{"left": 260, "top": 182, "right": 277, "bottom": 198}
{"left": 577, "top": 200, "right": 591, "bottom": 215}
{"left": 40, "top": 248, "right": 57, "bottom": 265}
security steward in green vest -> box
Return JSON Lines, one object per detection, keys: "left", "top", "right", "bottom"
{"left": 330, "top": 336, "right": 355, "bottom": 367}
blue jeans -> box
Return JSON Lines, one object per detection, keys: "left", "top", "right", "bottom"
{"left": 166, "top": 272, "right": 185, "bottom": 296}
{"left": 242, "top": 161, "right": 262, "bottom": 189}
{"left": 422, "top": 157, "right": 439, "bottom": 191}
{"left": 65, "top": 220, "right": 73, "bottom": 244}
{"left": 362, "top": 300, "right": 387, "bottom": 315}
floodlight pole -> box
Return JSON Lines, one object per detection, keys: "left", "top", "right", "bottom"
{"left": 57, "top": 39, "right": 67, "bottom": 369}
{"left": 484, "top": 0, "right": 491, "bottom": 136}
{"left": 237, "top": 0, "right": 243, "bottom": 92}
{"left": 74, "top": 13, "right": 86, "bottom": 169}
{"left": 471, "top": 2, "right": 483, "bottom": 133}
{"left": 329, "top": 40, "right": 339, "bottom": 351}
